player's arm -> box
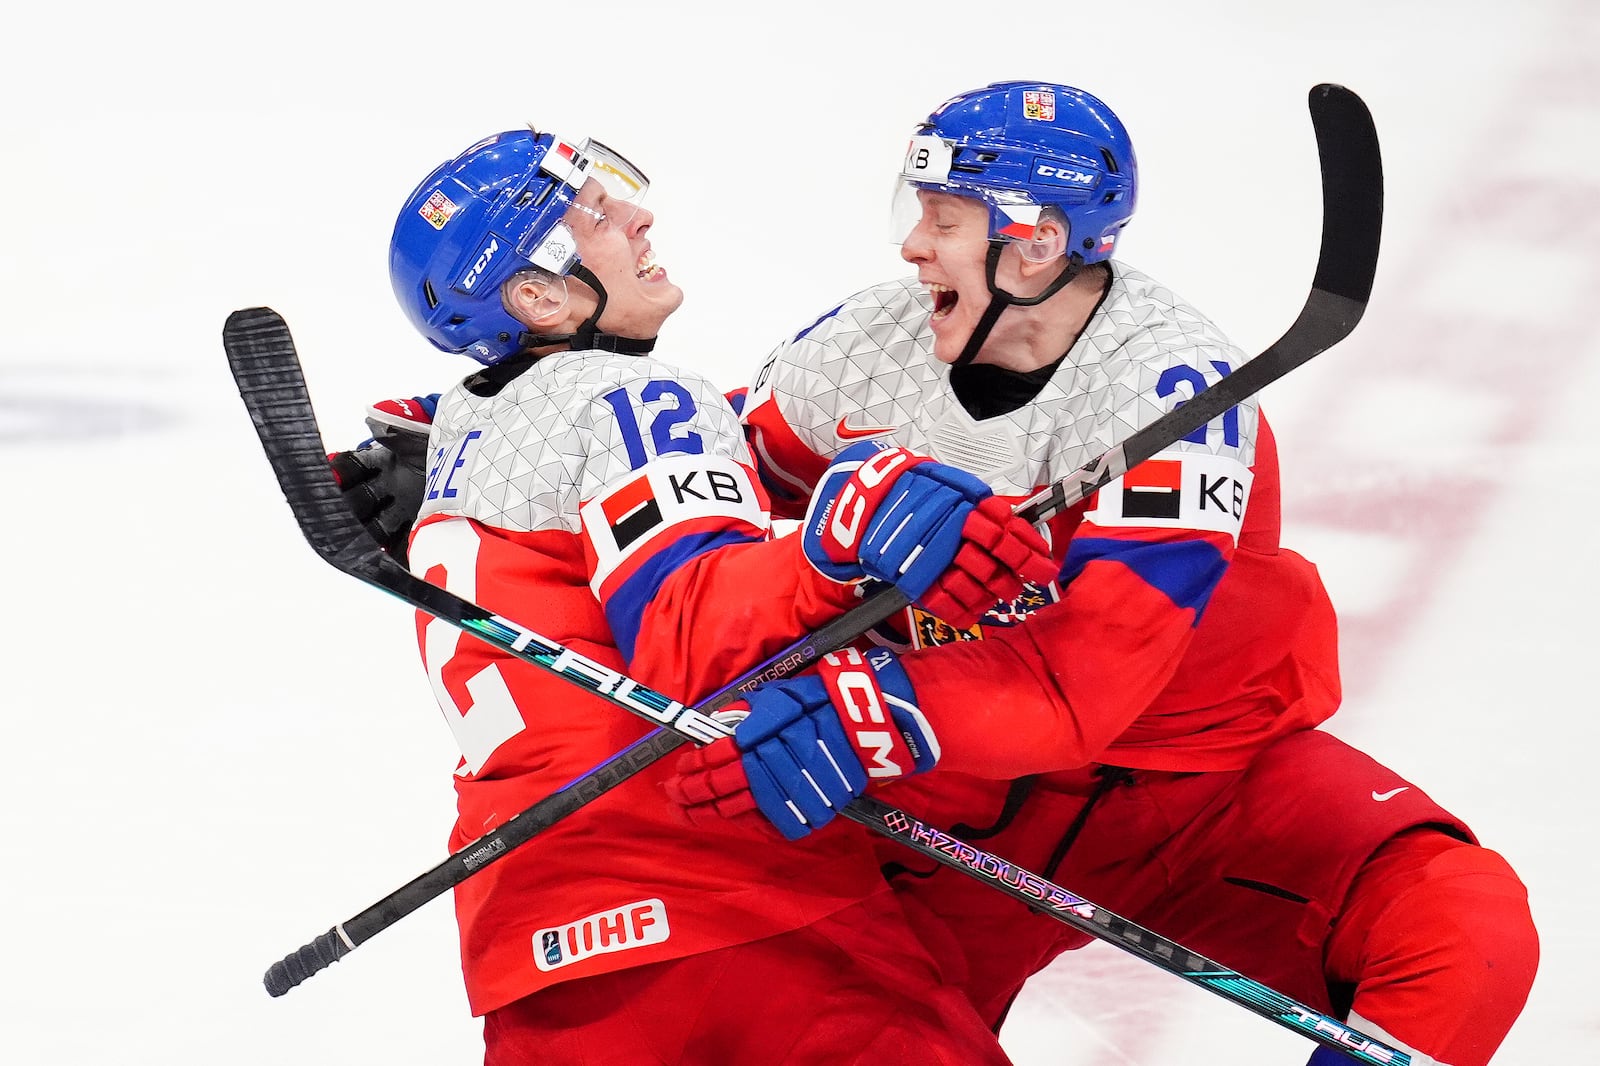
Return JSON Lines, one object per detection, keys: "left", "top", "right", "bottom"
{"left": 590, "top": 407, "right": 1053, "bottom": 705}
{"left": 668, "top": 445, "right": 1249, "bottom": 835}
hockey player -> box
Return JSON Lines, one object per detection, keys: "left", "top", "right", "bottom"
{"left": 376, "top": 126, "right": 1055, "bottom": 1063}
{"left": 667, "top": 83, "right": 1539, "bottom": 1066}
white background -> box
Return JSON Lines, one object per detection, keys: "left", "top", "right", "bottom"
{"left": 2, "top": 1, "right": 1594, "bottom": 1062}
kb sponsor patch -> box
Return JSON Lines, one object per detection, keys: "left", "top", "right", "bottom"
{"left": 1085, "top": 450, "right": 1253, "bottom": 540}
{"left": 599, "top": 475, "right": 664, "bottom": 549}
{"left": 580, "top": 452, "right": 768, "bottom": 589}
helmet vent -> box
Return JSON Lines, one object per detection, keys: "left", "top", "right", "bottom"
{"left": 1100, "top": 148, "right": 1119, "bottom": 174}
{"left": 423, "top": 280, "right": 439, "bottom": 309}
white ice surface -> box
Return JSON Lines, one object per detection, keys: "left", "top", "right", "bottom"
{"left": 2, "top": 2, "right": 1594, "bottom": 1062}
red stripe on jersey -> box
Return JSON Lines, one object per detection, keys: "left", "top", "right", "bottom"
{"left": 743, "top": 391, "right": 832, "bottom": 519}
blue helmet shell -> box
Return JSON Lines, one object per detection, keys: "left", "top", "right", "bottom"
{"left": 911, "top": 81, "right": 1138, "bottom": 263}
{"left": 389, "top": 130, "right": 582, "bottom": 365}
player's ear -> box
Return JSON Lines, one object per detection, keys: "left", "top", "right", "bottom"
{"left": 1017, "top": 212, "right": 1068, "bottom": 269}
{"left": 503, "top": 269, "right": 570, "bottom": 327}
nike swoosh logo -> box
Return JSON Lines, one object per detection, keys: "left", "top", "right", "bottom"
{"left": 1371, "top": 786, "right": 1410, "bottom": 802}
{"left": 836, "top": 417, "right": 897, "bottom": 441}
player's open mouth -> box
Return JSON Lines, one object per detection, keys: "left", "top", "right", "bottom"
{"left": 928, "top": 283, "right": 958, "bottom": 320}
{"left": 636, "top": 249, "right": 664, "bottom": 281}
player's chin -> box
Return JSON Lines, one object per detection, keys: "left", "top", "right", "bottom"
{"left": 928, "top": 326, "right": 969, "bottom": 364}
{"left": 651, "top": 278, "right": 686, "bottom": 317}
{"left": 621, "top": 286, "right": 685, "bottom": 335}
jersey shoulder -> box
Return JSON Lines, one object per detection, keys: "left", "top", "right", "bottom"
{"left": 744, "top": 278, "right": 945, "bottom": 457}
{"left": 748, "top": 277, "right": 935, "bottom": 401}
{"left": 1069, "top": 261, "right": 1259, "bottom": 467}
{"left": 424, "top": 352, "right": 748, "bottom": 532}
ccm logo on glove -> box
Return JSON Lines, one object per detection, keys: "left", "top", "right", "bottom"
{"left": 818, "top": 647, "right": 915, "bottom": 779}
{"left": 824, "top": 447, "right": 916, "bottom": 556}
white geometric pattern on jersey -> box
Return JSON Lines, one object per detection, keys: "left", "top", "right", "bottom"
{"left": 747, "top": 265, "right": 1258, "bottom": 497}
{"left": 421, "top": 351, "right": 750, "bottom": 533}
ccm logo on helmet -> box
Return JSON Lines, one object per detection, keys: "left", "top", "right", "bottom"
{"left": 457, "top": 236, "right": 501, "bottom": 292}
{"left": 1034, "top": 162, "right": 1097, "bottom": 186}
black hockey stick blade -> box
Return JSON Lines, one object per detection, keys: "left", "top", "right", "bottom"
{"left": 227, "top": 308, "right": 579, "bottom": 671}
{"left": 225, "top": 308, "right": 374, "bottom": 568}
{"left": 1011, "top": 82, "right": 1381, "bottom": 525}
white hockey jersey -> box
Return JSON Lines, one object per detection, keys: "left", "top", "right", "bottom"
{"left": 742, "top": 266, "right": 1258, "bottom": 509}
{"left": 739, "top": 266, "right": 1340, "bottom": 777}
{"left": 406, "top": 348, "right": 877, "bottom": 1014}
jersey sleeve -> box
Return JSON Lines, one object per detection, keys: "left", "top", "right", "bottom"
{"left": 899, "top": 443, "right": 1254, "bottom": 778}
{"left": 738, "top": 301, "right": 853, "bottom": 520}
{"left": 574, "top": 364, "right": 856, "bottom": 701}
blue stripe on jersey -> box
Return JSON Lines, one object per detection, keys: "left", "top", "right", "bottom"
{"left": 1062, "top": 537, "right": 1228, "bottom": 623}
{"left": 605, "top": 527, "right": 767, "bottom": 662}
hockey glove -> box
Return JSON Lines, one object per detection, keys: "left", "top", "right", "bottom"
{"left": 664, "top": 647, "right": 937, "bottom": 841}
{"left": 801, "top": 442, "right": 1057, "bottom": 628}
{"left": 327, "top": 395, "right": 437, "bottom": 565}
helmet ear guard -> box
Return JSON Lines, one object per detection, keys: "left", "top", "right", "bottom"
{"left": 500, "top": 268, "right": 571, "bottom": 328}
{"left": 1016, "top": 208, "right": 1069, "bottom": 265}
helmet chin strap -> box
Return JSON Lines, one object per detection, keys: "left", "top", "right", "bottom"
{"left": 521, "top": 263, "right": 659, "bottom": 355}
{"left": 951, "top": 241, "right": 1084, "bottom": 368}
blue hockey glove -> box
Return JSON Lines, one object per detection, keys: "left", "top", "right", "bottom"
{"left": 801, "top": 442, "right": 1056, "bottom": 627}
{"left": 665, "top": 646, "right": 938, "bottom": 841}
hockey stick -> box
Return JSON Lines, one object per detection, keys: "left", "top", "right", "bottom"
{"left": 227, "top": 325, "right": 1408, "bottom": 1066}
{"left": 231, "top": 84, "right": 1395, "bottom": 1062}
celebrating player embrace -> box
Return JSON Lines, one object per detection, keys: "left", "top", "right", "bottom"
{"left": 318, "top": 83, "right": 1537, "bottom": 1066}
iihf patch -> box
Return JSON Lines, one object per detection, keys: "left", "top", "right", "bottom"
{"left": 1085, "top": 450, "right": 1253, "bottom": 539}
{"left": 533, "top": 898, "right": 670, "bottom": 972}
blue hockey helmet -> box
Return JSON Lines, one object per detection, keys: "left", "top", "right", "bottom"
{"left": 389, "top": 128, "right": 649, "bottom": 364}
{"left": 892, "top": 81, "right": 1138, "bottom": 264}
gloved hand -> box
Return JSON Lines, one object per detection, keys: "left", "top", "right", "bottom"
{"left": 327, "top": 395, "right": 437, "bottom": 565}
{"left": 664, "top": 646, "right": 936, "bottom": 840}
{"left": 801, "top": 442, "right": 1057, "bottom": 628}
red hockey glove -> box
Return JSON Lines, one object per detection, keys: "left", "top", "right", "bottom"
{"left": 918, "top": 494, "right": 1057, "bottom": 628}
